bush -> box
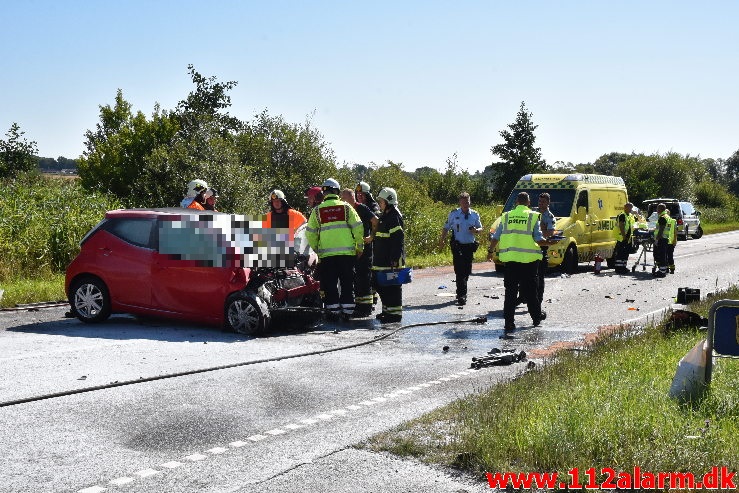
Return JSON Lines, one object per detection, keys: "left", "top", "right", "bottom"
{"left": 0, "top": 173, "right": 120, "bottom": 280}
{"left": 694, "top": 180, "right": 735, "bottom": 208}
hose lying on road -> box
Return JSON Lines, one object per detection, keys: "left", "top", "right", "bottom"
{"left": 0, "top": 316, "right": 487, "bottom": 408}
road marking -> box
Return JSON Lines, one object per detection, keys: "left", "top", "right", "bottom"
{"left": 184, "top": 453, "right": 207, "bottom": 461}
{"left": 160, "top": 461, "right": 184, "bottom": 468}
{"left": 134, "top": 469, "right": 159, "bottom": 478}
{"left": 76, "top": 365, "right": 483, "bottom": 492}
{"left": 109, "top": 477, "right": 134, "bottom": 485}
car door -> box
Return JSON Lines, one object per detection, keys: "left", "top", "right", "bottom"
{"left": 96, "top": 218, "right": 155, "bottom": 309}
{"left": 150, "top": 218, "right": 232, "bottom": 321}
{"left": 574, "top": 189, "right": 592, "bottom": 256}
{"left": 680, "top": 202, "right": 699, "bottom": 233}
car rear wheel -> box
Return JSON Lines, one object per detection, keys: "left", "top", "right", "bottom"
{"left": 70, "top": 276, "right": 111, "bottom": 323}
{"left": 225, "top": 291, "right": 270, "bottom": 336}
{"left": 691, "top": 226, "right": 703, "bottom": 239}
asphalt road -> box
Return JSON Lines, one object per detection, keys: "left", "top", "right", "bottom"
{"left": 1, "top": 231, "right": 738, "bottom": 493}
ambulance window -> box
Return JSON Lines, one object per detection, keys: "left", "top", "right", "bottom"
{"left": 576, "top": 190, "right": 588, "bottom": 212}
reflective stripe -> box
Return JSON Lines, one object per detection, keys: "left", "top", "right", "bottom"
{"left": 305, "top": 226, "right": 318, "bottom": 233}
{"left": 386, "top": 306, "right": 402, "bottom": 314}
{"left": 499, "top": 246, "right": 543, "bottom": 255}
{"left": 505, "top": 230, "right": 537, "bottom": 235}
{"left": 320, "top": 223, "right": 351, "bottom": 232}
{"left": 388, "top": 225, "right": 403, "bottom": 234}
{"left": 355, "top": 295, "right": 373, "bottom": 303}
{"left": 375, "top": 231, "right": 390, "bottom": 238}
{"left": 318, "top": 246, "right": 355, "bottom": 255}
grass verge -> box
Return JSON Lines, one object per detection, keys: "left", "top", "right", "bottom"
{"left": 363, "top": 286, "right": 739, "bottom": 479}
{"left": 701, "top": 221, "right": 739, "bottom": 235}
{"left": 0, "top": 273, "right": 67, "bottom": 308}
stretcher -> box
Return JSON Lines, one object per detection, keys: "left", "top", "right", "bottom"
{"left": 630, "top": 229, "right": 656, "bottom": 273}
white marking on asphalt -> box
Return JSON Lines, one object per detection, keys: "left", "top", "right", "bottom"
{"left": 185, "top": 453, "right": 207, "bottom": 461}
{"left": 134, "top": 469, "right": 159, "bottom": 478}
{"left": 77, "top": 365, "right": 482, "bottom": 491}
{"left": 160, "top": 461, "right": 184, "bottom": 468}
{"left": 109, "top": 477, "right": 134, "bottom": 486}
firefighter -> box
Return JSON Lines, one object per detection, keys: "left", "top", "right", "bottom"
{"left": 613, "top": 202, "right": 635, "bottom": 274}
{"left": 264, "top": 189, "right": 307, "bottom": 242}
{"left": 652, "top": 203, "right": 672, "bottom": 278}
{"left": 306, "top": 179, "right": 364, "bottom": 319}
{"left": 355, "top": 181, "right": 380, "bottom": 216}
{"left": 666, "top": 209, "right": 678, "bottom": 274}
{"left": 372, "top": 187, "right": 405, "bottom": 323}
{"left": 488, "top": 192, "right": 556, "bottom": 333}
{"left": 204, "top": 188, "right": 219, "bottom": 211}
{"left": 341, "top": 188, "right": 379, "bottom": 318}
{"left": 181, "top": 179, "right": 208, "bottom": 209}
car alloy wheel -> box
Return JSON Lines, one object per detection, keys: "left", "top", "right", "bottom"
{"left": 70, "top": 276, "right": 111, "bottom": 323}
{"left": 225, "top": 292, "right": 269, "bottom": 336}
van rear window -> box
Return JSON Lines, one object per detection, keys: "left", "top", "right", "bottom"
{"left": 503, "top": 189, "right": 576, "bottom": 217}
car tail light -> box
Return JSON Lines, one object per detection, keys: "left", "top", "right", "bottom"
{"left": 677, "top": 218, "right": 683, "bottom": 225}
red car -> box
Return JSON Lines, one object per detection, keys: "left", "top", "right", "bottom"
{"left": 65, "top": 209, "right": 320, "bottom": 335}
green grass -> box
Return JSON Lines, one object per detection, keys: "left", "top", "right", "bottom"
{"left": 0, "top": 273, "right": 67, "bottom": 307}
{"left": 364, "top": 286, "right": 739, "bottom": 478}
{"left": 701, "top": 221, "right": 739, "bottom": 235}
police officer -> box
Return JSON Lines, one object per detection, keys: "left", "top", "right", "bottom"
{"left": 439, "top": 192, "right": 482, "bottom": 306}
{"left": 652, "top": 203, "right": 672, "bottom": 278}
{"left": 534, "top": 192, "right": 555, "bottom": 302}
{"left": 306, "top": 178, "right": 364, "bottom": 319}
{"left": 613, "top": 202, "right": 635, "bottom": 274}
{"left": 488, "top": 192, "right": 556, "bottom": 333}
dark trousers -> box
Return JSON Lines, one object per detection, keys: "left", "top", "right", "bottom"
{"left": 504, "top": 261, "right": 541, "bottom": 327}
{"left": 614, "top": 240, "right": 631, "bottom": 271}
{"left": 537, "top": 249, "right": 548, "bottom": 303}
{"left": 319, "top": 255, "right": 356, "bottom": 312}
{"left": 354, "top": 251, "right": 374, "bottom": 309}
{"left": 452, "top": 242, "right": 476, "bottom": 298}
{"left": 654, "top": 238, "right": 669, "bottom": 274}
{"left": 667, "top": 243, "right": 676, "bottom": 271}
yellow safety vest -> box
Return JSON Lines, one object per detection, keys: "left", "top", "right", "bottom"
{"left": 668, "top": 216, "right": 677, "bottom": 245}
{"left": 498, "top": 205, "right": 542, "bottom": 263}
{"left": 306, "top": 195, "right": 364, "bottom": 258}
{"left": 654, "top": 211, "right": 673, "bottom": 240}
{"left": 615, "top": 212, "right": 634, "bottom": 242}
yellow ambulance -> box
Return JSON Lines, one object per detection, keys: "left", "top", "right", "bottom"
{"left": 489, "top": 174, "right": 630, "bottom": 274}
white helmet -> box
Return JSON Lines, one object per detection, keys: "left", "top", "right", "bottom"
{"left": 186, "top": 179, "right": 208, "bottom": 197}
{"left": 377, "top": 187, "right": 398, "bottom": 205}
{"left": 269, "top": 189, "right": 286, "bottom": 201}
{"left": 322, "top": 178, "right": 340, "bottom": 194}
{"left": 355, "top": 181, "right": 371, "bottom": 194}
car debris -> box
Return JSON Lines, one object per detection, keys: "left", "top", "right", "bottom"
{"left": 470, "top": 348, "right": 527, "bottom": 369}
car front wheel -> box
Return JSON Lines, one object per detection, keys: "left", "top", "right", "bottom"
{"left": 70, "top": 276, "right": 111, "bottom": 323}
{"left": 691, "top": 226, "right": 703, "bottom": 239}
{"left": 561, "top": 246, "right": 578, "bottom": 275}
{"left": 225, "top": 291, "right": 270, "bottom": 336}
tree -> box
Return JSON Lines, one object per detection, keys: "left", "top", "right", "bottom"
{"left": 592, "top": 152, "right": 632, "bottom": 176}
{"left": 725, "top": 149, "right": 739, "bottom": 196}
{"left": 487, "top": 102, "right": 547, "bottom": 199}
{"left": 0, "top": 123, "right": 39, "bottom": 178}
{"left": 614, "top": 152, "right": 699, "bottom": 206}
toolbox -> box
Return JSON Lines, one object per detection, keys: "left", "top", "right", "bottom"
{"left": 676, "top": 287, "right": 700, "bottom": 304}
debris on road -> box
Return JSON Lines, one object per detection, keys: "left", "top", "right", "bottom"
{"left": 470, "top": 348, "right": 527, "bottom": 369}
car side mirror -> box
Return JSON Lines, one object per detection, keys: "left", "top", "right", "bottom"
{"left": 696, "top": 211, "right": 701, "bottom": 216}
{"left": 576, "top": 206, "right": 587, "bottom": 221}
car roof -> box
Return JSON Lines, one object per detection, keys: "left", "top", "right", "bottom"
{"left": 642, "top": 198, "right": 679, "bottom": 203}
{"left": 104, "top": 208, "right": 231, "bottom": 219}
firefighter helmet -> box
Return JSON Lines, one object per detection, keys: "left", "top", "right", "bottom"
{"left": 321, "top": 178, "right": 340, "bottom": 194}
{"left": 186, "top": 179, "right": 208, "bottom": 197}
{"left": 377, "top": 187, "right": 398, "bottom": 205}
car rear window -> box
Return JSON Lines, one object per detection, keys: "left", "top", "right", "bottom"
{"left": 106, "top": 218, "right": 155, "bottom": 248}
{"left": 646, "top": 202, "right": 680, "bottom": 217}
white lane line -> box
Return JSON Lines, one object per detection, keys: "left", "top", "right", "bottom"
{"left": 371, "top": 396, "right": 387, "bottom": 402}
{"left": 229, "top": 441, "right": 248, "bottom": 448}
{"left": 109, "top": 477, "right": 134, "bottom": 486}
{"left": 329, "top": 409, "right": 348, "bottom": 415}
{"left": 407, "top": 386, "right": 422, "bottom": 391}
{"left": 448, "top": 374, "right": 461, "bottom": 379}
{"left": 428, "top": 380, "right": 442, "bottom": 384}
{"left": 207, "top": 447, "right": 228, "bottom": 454}
{"left": 134, "top": 469, "right": 159, "bottom": 478}
{"left": 264, "top": 428, "right": 287, "bottom": 435}
{"left": 346, "top": 404, "right": 362, "bottom": 410}
{"left": 439, "top": 377, "right": 451, "bottom": 381}
{"left": 247, "top": 434, "right": 267, "bottom": 441}
{"left": 184, "top": 453, "right": 207, "bottom": 461}
{"left": 78, "top": 487, "right": 106, "bottom": 493}
{"left": 419, "top": 383, "right": 432, "bottom": 388}
{"left": 283, "top": 423, "right": 304, "bottom": 430}
{"left": 160, "top": 461, "right": 183, "bottom": 469}
{"left": 300, "top": 418, "right": 319, "bottom": 425}
{"left": 359, "top": 400, "right": 377, "bottom": 406}
{"left": 395, "top": 389, "right": 413, "bottom": 394}
{"left": 315, "top": 413, "right": 334, "bottom": 420}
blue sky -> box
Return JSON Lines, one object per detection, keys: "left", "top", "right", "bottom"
{"left": 2, "top": 1, "right": 737, "bottom": 172}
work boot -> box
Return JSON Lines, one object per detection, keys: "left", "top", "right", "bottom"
{"left": 376, "top": 312, "right": 402, "bottom": 324}
{"left": 456, "top": 296, "right": 467, "bottom": 306}
{"left": 350, "top": 305, "right": 373, "bottom": 319}
{"left": 533, "top": 311, "right": 546, "bottom": 327}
